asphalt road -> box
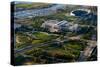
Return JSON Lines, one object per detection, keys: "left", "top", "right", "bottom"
{"left": 15, "top": 35, "right": 97, "bottom": 61}
{"left": 15, "top": 39, "right": 65, "bottom": 54}
{"left": 77, "top": 41, "right": 97, "bottom": 61}
{"left": 14, "top": 4, "right": 66, "bottom": 19}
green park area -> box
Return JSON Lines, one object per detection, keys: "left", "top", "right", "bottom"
{"left": 15, "top": 32, "right": 58, "bottom": 49}
{"left": 44, "top": 12, "right": 77, "bottom": 22}
{"left": 32, "top": 32, "right": 58, "bottom": 44}
{"left": 16, "top": 40, "right": 87, "bottom": 64}
{"left": 16, "top": 3, "right": 50, "bottom": 9}
{"left": 14, "top": 2, "right": 97, "bottom": 65}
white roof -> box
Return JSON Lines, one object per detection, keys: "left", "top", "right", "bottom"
{"left": 45, "top": 20, "right": 58, "bottom": 24}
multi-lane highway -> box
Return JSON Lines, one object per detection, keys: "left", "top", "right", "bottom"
{"left": 15, "top": 33, "right": 97, "bottom": 61}
{"left": 78, "top": 41, "right": 97, "bottom": 61}
{"left": 14, "top": 4, "right": 66, "bottom": 19}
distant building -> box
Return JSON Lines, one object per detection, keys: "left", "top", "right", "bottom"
{"left": 41, "top": 20, "right": 59, "bottom": 32}
{"left": 41, "top": 20, "right": 79, "bottom": 32}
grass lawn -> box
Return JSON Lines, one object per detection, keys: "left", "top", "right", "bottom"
{"left": 16, "top": 3, "right": 50, "bottom": 9}
{"left": 23, "top": 40, "right": 87, "bottom": 63}
{"left": 43, "top": 12, "right": 77, "bottom": 22}
{"left": 32, "top": 32, "right": 58, "bottom": 45}
{"left": 42, "top": 40, "right": 86, "bottom": 60}
{"left": 33, "top": 32, "right": 49, "bottom": 39}
{"left": 32, "top": 40, "right": 44, "bottom": 44}
{"left": 33, "top": 32, "right": 57, "bottom": 41}
{"left": 15, "top": 33, "right": 32, "bottom": 49}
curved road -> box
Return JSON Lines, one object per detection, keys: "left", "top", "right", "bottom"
{"left": 15, "top": 34, "right": 97, "bottom": 61}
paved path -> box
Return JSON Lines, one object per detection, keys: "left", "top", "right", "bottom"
{"left": 66, "top": 35, "right": 97, "bottom": 61}
{"left": 77, "top": 41, "right": 97, "bottom": 61}
{"left": 14, "top": 39, "right": 66, "bottom": 54}
{"left": 15, "top": 34, "right": 97, "bottom": 62}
